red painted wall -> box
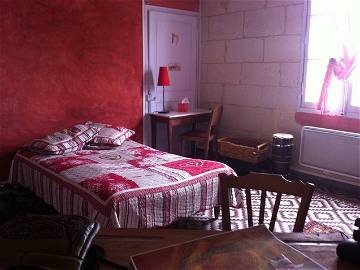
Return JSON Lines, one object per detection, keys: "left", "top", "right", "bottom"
{"left": 0, "top": 0, "right": 143, "bottom": 180}
{"left": 146, "top": 0, "right": 199, "bottom": 12}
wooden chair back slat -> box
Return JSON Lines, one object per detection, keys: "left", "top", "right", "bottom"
{"left": 258, "top": 190, "right": 266, "bottom": 224}
{"left": 207, "top": 105, "right": 222, "bottom": 137}
{"left": 245, "top": 188, "right": 253, "bottom": 227}
{"left": 221, "top": 173, "right": 309, "bottom": 196}
{"left": 293, "top": 187, "right": 314, "bottom": 232}
{"left": 269, "top": 193, "right": 282, "bottom": 231}
{"left": 220, "top": 176, "right": 231, "bottom": 231}
{"left": 219, "top": 172, "right": 315, "bottom": 232}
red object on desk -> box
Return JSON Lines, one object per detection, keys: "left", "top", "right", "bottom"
{"left": 178, "top": 103, "right": 189, "bottom": 112}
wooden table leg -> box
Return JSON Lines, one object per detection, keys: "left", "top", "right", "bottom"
{"left": 213, "top": 205, "right": 220, "bottom": 220}
{"left": 167, "top": 122, "right": 173, "bottom": 153}
{"left": 190, "top": 121, "right": 196, "bottom": 156}
{"left": 192, "top": 121, "right": 196, "bottom": 131}
{"left": 151, "top": 117, "right": 157, "bottom": 149}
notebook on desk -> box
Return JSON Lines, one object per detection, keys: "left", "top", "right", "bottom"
{"left": 130, "top": 225, "right": 325, "bottom": 270}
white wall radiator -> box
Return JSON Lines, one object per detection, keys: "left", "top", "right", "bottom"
{"left": 300, "top": 126, "right": 360, "bottom": 183}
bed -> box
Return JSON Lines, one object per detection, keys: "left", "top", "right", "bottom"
{"left": 9, "top": 140, "right": 240, "bottom": 228}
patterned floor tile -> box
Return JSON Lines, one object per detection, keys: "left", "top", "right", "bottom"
{"left": 176, "top": 189, "right": 360, "bottom": 236}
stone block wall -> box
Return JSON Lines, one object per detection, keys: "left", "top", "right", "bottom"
{"left": 200, "top": 0, "right": 306, "bottom": 156}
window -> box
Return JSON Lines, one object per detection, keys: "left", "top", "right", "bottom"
{"left": 302, "top": 0, "right": 359, "bottom": 118}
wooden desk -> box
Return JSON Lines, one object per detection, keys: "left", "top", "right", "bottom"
{"left": 94, "top": 228, "right": 356, "bottom": 269}
{"left": 150, "top": 109, "right": 211, "bottom": 153}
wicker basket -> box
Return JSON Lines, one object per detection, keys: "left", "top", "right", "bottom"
{"left": 217, "top": 137, "right": 270, "bottom": 164}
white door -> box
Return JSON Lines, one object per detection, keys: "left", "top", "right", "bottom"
{"left": 144, "top": 6, "right": 199, "bottom": 147}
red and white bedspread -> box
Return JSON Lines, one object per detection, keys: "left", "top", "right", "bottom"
{"left": 9, "top": 140, "right": 239, "bottom": 228}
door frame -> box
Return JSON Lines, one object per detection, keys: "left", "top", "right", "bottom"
{"left": 142, "top": 4, "right": 200, "bottom": 145}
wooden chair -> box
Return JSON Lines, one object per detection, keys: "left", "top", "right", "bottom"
{"left": 219, "top": 172, "right": 315, "bottom": 232}
{"left": 178, "top": 105, "right": 223, "bottom": 159}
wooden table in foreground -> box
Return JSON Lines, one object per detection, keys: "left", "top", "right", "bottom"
{"left": 94, "top": 228, "right": 357, "bottom": 269}
{"left": 150, "top": 109, "right": 211, "bottom": 153}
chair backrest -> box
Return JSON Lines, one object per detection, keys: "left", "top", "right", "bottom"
{"left": 219, "top": 172, "right": 315, "bottom": 232}
{"left": 207, "top": 105, "right": 223, "bottom": 137}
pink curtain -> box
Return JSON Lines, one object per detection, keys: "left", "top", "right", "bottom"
{"left": 316, "top": 0, "right": 358, "bottom": 113}
{"left": 317, "top": 49, "right": 356, "bottom": 112}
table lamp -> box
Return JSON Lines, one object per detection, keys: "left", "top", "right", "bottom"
{"left": 157, "top": 66, "right": 170, "bottom": 113}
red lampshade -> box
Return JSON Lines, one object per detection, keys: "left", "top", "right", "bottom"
{"left": 157, "top": 66, "right": 170, "bottom": 86}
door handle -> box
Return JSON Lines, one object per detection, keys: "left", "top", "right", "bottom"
{"left": 146, "top": 93, "right": 156, "bottom": 101}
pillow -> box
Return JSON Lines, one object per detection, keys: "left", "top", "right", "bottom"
{"left": 85, "top": 121, "right": 135, "bottom": 146}
{"left": 29, "top": 124, "right": 100, "bottom": 154}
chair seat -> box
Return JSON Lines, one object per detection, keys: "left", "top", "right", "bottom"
{"left": 178, "top": 105, "right": 223, "bottom": 159}
{"left": 180, "top": 131, "right": 213, "bottom": 142}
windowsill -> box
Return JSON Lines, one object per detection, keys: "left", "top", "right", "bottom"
{"left": 295, "top": 111, "right": 360, "bottom": 133}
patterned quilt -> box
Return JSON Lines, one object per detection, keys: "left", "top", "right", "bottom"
{"left": 9, "top": 140, "right": 238, "bottom": 228}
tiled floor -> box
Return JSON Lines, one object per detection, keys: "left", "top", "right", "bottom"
{"left": 172, "top": 188, "right": 360, "bottom": 236}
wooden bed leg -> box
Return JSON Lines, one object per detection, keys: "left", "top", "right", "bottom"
{"left": 213, "top": 205, "right": 220, "bottom": 220}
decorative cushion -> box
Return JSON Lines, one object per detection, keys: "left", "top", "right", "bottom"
{"left": 29, "top": 124, "right": 100, "bottom": 155}
{"left": 86, "top": 121, "right": 135, "bottom": 146}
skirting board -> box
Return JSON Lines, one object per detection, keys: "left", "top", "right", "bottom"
{"left": 291, "top": 169, "right": 360, "bottom": 197}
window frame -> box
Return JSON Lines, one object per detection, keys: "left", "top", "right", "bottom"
{"left": 300, "top": 0, "right": 359, "bottom": 119}
{"left": 347, "top": 82, "right": 360, "bottom": 118}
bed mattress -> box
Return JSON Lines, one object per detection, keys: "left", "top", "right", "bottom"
{"left": 9, "top": 140, "right": 239, "bottom": 228}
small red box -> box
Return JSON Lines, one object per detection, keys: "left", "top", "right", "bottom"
{"left": 178, "top": 103, "right": 189, "bottom": 112}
